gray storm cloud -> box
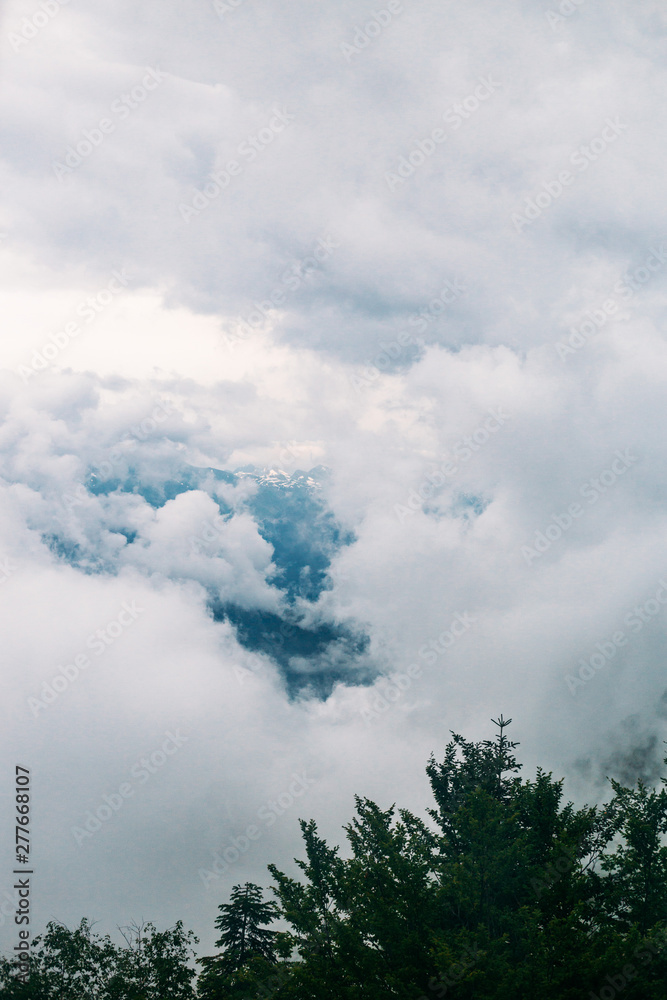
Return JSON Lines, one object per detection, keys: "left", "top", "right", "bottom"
{"left": 1, "top": 0, "right": 667, "bottom": 958}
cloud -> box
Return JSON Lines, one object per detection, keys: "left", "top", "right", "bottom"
{"left": 2, "top": 0, "right": 667, "bottom": 958}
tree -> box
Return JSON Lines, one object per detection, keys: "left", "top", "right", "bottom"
{"left": 7, "top": 718, "right": 667, "bottom": 998}
{"left": 597, "top": 776, "right": 667, "bottom": 934}
{"left": 197, "top": 883, "right": 286, "bottom": 999}
{"left": 0, "top": 918, "right": 197, "bottom": 1000}
{"left": 261, "top": 718, "right": 667, "bottom": 999}
{"left": 214, "top": 882, "right": 280, "bottom": 969}
{"left": 109, "top": 921, "right": 199, "bottom": 999}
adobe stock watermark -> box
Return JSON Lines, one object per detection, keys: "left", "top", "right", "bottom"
{"left": 27, "top": 601, "right": 144, "bottom": 717}
{"left": 589, "top": 931, "right": 667, "bottom": 1000}
{"left": 531, "top": 841, "right": 579, "bottom": 897}
{"left": 361, "top": 612, "right": 476, "bottom": 725}
{"left": 555, "top": 244, "right": 667, "bottom": 360}
{"left": 189, "top": 510, "right": 231, "bottom": 555}
{"left": 220, "top": 233, "right": 339, "bottom": 349}
{"left": 521, "top": 449, "right": 638, "bottom": 566}
{"left": 394, "top": 408, "right": 510, "bottom": 523}
{"left": 180, "top": 108, "right": 295, "bottom": 224}
{"left": 8, "top": 0, "right": 70, "bottom": 53}
{"left": 52, "top": 69, "right": 166, "bottom": 181}
{"left": 360, "top": 665, "right": 423, "bottom": 725}
{"left": 418, "top": 613, "right": 477, "bottom": 666}
{"left": 385, "top": 78, "right": 501, "bottom": 191}
{"left": 232, "top": 651, "right": 264, "bottom": 686}
{"left": 198, "top": 771, "right": 316, "bottom": 889}
{"left": 17, "top": 269, "right": 131, "bottom": 382}
{"left": 417, "top": 943, "right": 480, "bottom": 999}
{"left": 408, "top": 278, "right": 467, "bottom": 334}
{"left": 273, "top": 440, "right": 321, "bottom": 470}
{"left": 350, "top": 330, "right": 423, "bottom": 392}
{"left": 565, "top": 579, "right": 667, "bottom": 694}
{"left": 61, "top": 399, "right": 177, "bottom": 510}
{"left": 511, "top": 118, "right": 628, "bottom": 233}
{"left": 546, "top": 0, "right": 587, "bottom": 30}
{"left": 232, "top": 615, "right": 330, "bottom": 689}
{"left": 212, "top": 0, "right": 248, "bottom": 16}
{"left": 0, "top": 886, "right": 22, "bottom": 930}
{"left": 341, "top": 2, "right": 404, "bottom": 63}
{"left": 233, "top": 624, "right": 300, "bottom": 685}
{"left": 0, "top": 556, "right": 17, "bottom": 587}
{"left": 94, "top": 398, "right": 176, "bottom": 475}
{"left": 71, "top": 730, "right": 189, "bottom": 846}
{"left": 233, "top": 626, "right": 338, "bottom": 688}
{"left": 223, "top": 441, "right": 321, "bottom": 474}
{"left": 350, "top": 277, "right": 467, "bottom": 393}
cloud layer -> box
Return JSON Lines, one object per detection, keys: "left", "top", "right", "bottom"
{"left": 1, "top": 0, "right": 667, "bottom": 956}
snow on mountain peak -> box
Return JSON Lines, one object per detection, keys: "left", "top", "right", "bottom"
{"left": 233, "top": 466, "right": 326, "bottom": 490}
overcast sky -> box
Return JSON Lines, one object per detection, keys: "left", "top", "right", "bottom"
{"left": 2, "top": 0, "right": 667, "bottom": 957}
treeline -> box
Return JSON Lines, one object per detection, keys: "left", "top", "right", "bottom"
{"left": 3, "top": 718, "right": 667, "bottom": 998}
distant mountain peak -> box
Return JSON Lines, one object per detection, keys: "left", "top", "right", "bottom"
{"left": 233, "top": 465, "right": 327, "bottom": 490}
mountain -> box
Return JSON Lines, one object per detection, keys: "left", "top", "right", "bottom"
{"left": 234, "top": 465, "right": 328, "bottom": 491}
{"left": 59, "top": 462, "right": 372, "bottom": 698}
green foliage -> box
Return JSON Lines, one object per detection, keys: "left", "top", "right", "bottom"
{"left": 240, "top": 718, "right": 667, "bottom": 999}
{"left": 197, "top": 883, "right": 288, "bottom": 999}
{"left": 0, "top": 918, "right": 198, "bottom": 1000}
{"left": 5, "top": 718, "right": 667, "bottom": 999}
{"left": 214, "top": 883, "right": 280, "bottom": 970}
{"left": 597, "top": 778, "right": 667, "bottom": 934}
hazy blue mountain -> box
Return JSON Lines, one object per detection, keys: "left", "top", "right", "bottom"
{"left": 50, "top": 464, "right": 372, "bottom": 698}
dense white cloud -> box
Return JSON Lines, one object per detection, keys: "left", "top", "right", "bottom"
{"left": 1, "top": 0, "right": 667, "bottom": 958}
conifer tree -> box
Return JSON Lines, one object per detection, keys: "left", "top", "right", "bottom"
{"left": 214, "top": 882, "right": 280, "bottom": 970}
{"left": 7, "top": 720, "right": 667, "bottom": 999}
{"left": 197, "top": 883, "right": 285, "bottom": 999}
